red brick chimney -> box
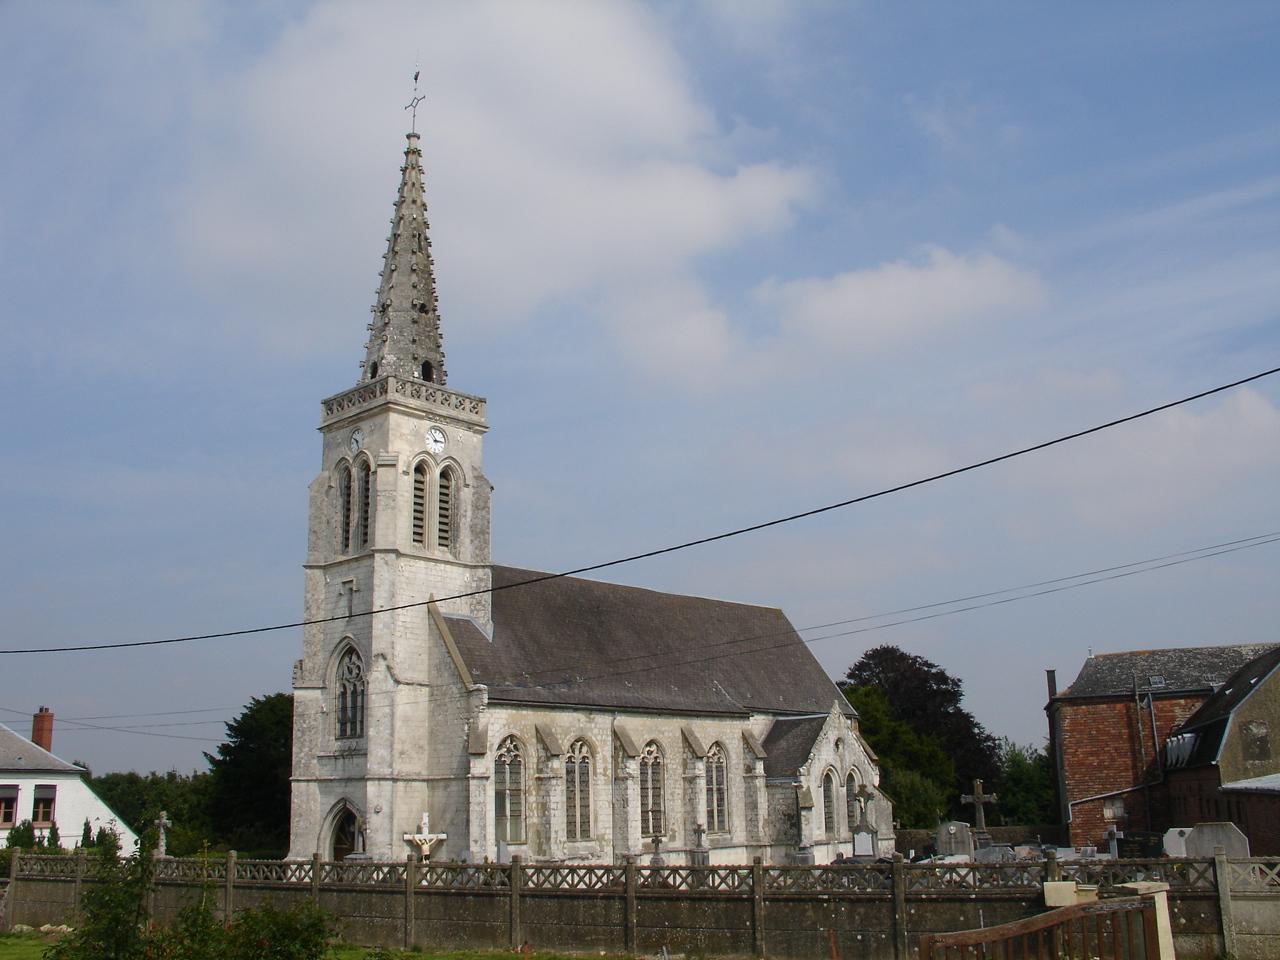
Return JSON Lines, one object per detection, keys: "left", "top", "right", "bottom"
{"left": 31, "top": 706, "right": 53, "bottom": 752}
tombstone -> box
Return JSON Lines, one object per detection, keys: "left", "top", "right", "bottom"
{"left": 1163, "top": 827, "right": 1192, "bottom": 858}
{"left": 1185, "top": 822, "right": 1250, "bottom": 859}
{"left": 974, "top": 844, "right": 1014, "bottom": 864}
{"left": 1105, "top": 827, "right": 1123, "bottom": 859}
{"left": 960, "top": 779, "right": 998, "bottom": 848}
{"left": 1117, "top": 830, "right": 1163, "bottom": 859}
{"left": 851, "top": 783, "right": 877, "bottom": 858}
{"left": 853, "top": 831, "right": 875, "bottom": 857}
{"left": 935, "top": 821, "right": 975, "bottom": 858}
{"left": 793, "top": 842, "right": 815, "bottom": 865}
{"left": 153, "top": 811, "right": 173, "bottom": 859}
{"left": 649, "top": 835, "right": 666, "bottom": 868}
{"left": 689, "top": 823, "right": 710, "bottom": 867}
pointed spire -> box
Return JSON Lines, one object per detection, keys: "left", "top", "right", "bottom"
{"left": 361, "top": 131, "right": 447, "bottom": 386}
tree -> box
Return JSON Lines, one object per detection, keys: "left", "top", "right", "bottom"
{"left": 845, "top": 645, "right": 1000, "bottom": 811}
{"left": 205, "top": 692, "right": 294, "bottom": 856}
{"left": 993, "top": 738, "right": 1057, "bottom": 826}
{"left": 89, "top": 769, "right": 215, "bottom": 855}
{"left": 80, "top": 818, "right": 93, "bottom": 848}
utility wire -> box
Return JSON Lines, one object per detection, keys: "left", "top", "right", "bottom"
{"left": 3, "top": 363, "right": 1277, "bottom": 657}
{"left": 0, "top": 706, "right": 223, "bottom": 744}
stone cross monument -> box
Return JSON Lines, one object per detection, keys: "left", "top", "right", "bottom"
{"left": 961, "top": 779, "right": 998, "bottom": 847}
{"left": 153, "top": 810, "right": 173, "bottom": 859}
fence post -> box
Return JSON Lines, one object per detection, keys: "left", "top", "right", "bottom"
{"left": 310, "top": 852, "right": 322, "bottom": 903}
{"left": 752, "top": 856, "right": 765, "bottom": 957}
{"left": 404, "top": 855, "right": 418, "bottom": 951}
{"left": 1045, "top": 848, "right": 1061, "bottom": 882}
{"left": 891, "top": 853, "right": 908, "bottom": 960}
{"left": 224, "top": 850, "right": 237, "bottom": 920}
{"left": 1212, "top": 845, "right": 1236, "bottom": 959}
{"left": 509, "top": 855, "right": 523, "bottom": 949}
{"left": 624, "top": 855, "right": 637, "bottom": 954}
{"left": 2, "top": 847, "right": 19, "bottom": 931}
{"left": 72, "top": 847, "right": 87, "bottom": 919}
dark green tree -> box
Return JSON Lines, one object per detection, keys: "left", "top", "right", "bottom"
{"left": 5, "top": 819, "right": 36, "bottom": 849}
{"left": 993, "top": 738, "right": 1057, "bottom": 826}
{"left": 80, "top": 818, "right": 93, "bottom": 848}
{"left": 89, "top": 769, "right": 215, "bottom": 855}
{"left": 205, "top": 692, "right": 294, "bottom": 856}
{"left": 46, "top": 820, "right": 61, "bottom": 849}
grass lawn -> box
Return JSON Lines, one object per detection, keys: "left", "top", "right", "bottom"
{"left": 0, "top": 935, "right": 47, "bottom": 960}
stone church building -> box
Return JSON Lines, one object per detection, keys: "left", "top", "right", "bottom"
{"left": 287, "top": 131, "right": 892, "bottom": 866}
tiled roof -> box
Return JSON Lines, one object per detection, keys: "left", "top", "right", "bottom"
{"left": 444, "top": 566, "right": 851, "bottom": 718}
{"left": 762, "top": 716, "right": 828, "bottom": 779}
{"left": 1058, "top": 643, "right": 1276, "bottom": 699}
{"left": 0, "top": 723, "right": 82, "bottom": 774}
{"left": 1164, "top": 645, "right": 1280, "bottom": 770}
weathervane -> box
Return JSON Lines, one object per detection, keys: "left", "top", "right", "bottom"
{"left": 405, "top": 69, "right": 425, "bottom": 134}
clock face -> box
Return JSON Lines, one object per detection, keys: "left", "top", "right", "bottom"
{"left": 425, "top": 425, "right": 446, "bottom": 455}
{"left": 348, "top": 428, "right": 365, "bottom": 454}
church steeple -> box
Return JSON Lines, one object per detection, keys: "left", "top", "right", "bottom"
{"left": 361, "top": 131, "right": 447, "bottom": 386}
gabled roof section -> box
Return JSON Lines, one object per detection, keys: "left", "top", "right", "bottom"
{"left": 762, "top": 715, "right": 827, "bottom": 779}
{"left": 443, "top": 566, "right": 852, "bottom": 718}
{"left": 1058, "top": 643, "right": 1275, "bottom": 700}
{"left": 0, "top": 723, "right": 82, "bottom": 774}
{"left": 361, "top": 131, "right": 446, "bottom": 386}
{"left": 1165, "top": 644, "right": 1280, "bottom": 770}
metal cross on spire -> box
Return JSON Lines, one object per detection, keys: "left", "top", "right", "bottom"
{"left": 405, "top": 69, "right": 425, "bottom": 134}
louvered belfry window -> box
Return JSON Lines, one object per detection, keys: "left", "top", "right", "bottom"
{"left": 411, "top": 462, "right": 428, "bottom": 545}
{"left": 357, "top": 461, "right": 372, "bottom": 549}
{"left": 338, "top": 464, "right": 353, "bottom": 553}
{"left": 639, "top": 741, "right": 664, "bottom": 837}
{"left": 495, "top": 737, "right": 525, "bottom": 844}
{"left": 823, "top": 770, "right": 836, "bottom": 836}
{"left": 565, "top": 740, "right": 592, "bottom": 841}
{"left": 706, "top": 743, "right": 728, "bottom": 833}
{"left": 436, "top": 467, "right": 454, "bottom": 550}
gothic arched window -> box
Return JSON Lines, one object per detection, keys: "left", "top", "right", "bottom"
{"left": 338, "top": 463, "right": 353, "bottom": 553}
{"left": 639, "top": 741, "right": 664, "bottom": 837}
{"left": 335, "top": 647, "right": 365, "bottom": 739}
{"left": 356, "top": 460, "right": 372, "bottom": 550}
{"left": 495, "top": 736, "right": 525, "bottom": 844}
{"left": 411, "top": 461, "right": 428, "bottom": 546}
{"left": 565, "top": 739, "right": 592, "bottom": 841}
{"left": 846, "top": 771, "right": 859, "bottom": 833}
{"left": 436, "top": 466, "right": 455, "bottom": 552}
{"left": 706, "top": 743, "right": 728, "bottom": 834}
{"left": 823, "top": 769, "right": 836, "bottom": 836}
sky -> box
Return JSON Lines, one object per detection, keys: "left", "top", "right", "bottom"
{"left": 1, "top": 1, "right": 1278, "bottom": 776}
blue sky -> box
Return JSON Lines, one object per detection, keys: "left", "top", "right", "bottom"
{"left": 1, "top": 1, "right": 1278, "bottom": 775}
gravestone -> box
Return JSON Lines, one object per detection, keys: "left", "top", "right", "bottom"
{"left": 1163, "top": 827, "right": 1192, "bottom": 858}
{"left": 1105, "top": 827, "right": 1123, "bottom": 859}
{"left": 960, "top": 779, "right": 998, "bottom": 848}
{"left": 851, "top": 783, "right": 876, "bottom": 858}
{"left": 1185, "top": 821, "right": 1250, "bottom": 859}
{"left": 153, "top": 811, "right": 173, "bottom": 859}
{"left": 974, "top": 844, "right": 1014, "bottom": 863}
{"left": 935, "top": 821, "right": 975, "bottom": 858}
{"left": 689, "top": 823, "right": 710, "bottom": 867}
{"left": 649, "top": 835, "right": 666, "bottom": 868}
{"left": 1117, "top": 830, "right": 1163, "bottom": 859}
{"left": 853, "top": 831, "right": 875, "bottom": 857}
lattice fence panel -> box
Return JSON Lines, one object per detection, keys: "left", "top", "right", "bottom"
{"left": 766, "top": 866, "right": 893, "bottom": 893}
{"left": 523, "top": 865, "right": 625, "bottom": 891}
{"left": 419, "top": 864, "right": 510, "bottom": 889}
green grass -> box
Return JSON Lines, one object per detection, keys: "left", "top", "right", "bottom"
{"left": 0, "top": 934, "right": 48, "bottom": 960}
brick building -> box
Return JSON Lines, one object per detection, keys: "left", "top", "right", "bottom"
{"left": 1164, "top": 645, "right": 1280, "bottom": 855}
{"left": 1045, "top": 643, "right": 1273, "bottom": 848}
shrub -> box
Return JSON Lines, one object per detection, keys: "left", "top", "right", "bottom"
{"left": 5, "top": 819, "right": 36, "bottom": 849}
{"left": 224, "top": 900, "right": 333, "bottom": 960}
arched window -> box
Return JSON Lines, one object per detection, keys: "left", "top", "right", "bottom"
{"left": 706, "top": 743, "right": 728, "bottom": 833}
{"left": 338, "top": 463, "right": 353, "bottom": 553}
{"left": 436, "top": 466, "right": 455, "bottom": 551}
{"left": 565, "top": 739, "right": 592, "bottom": 841}
{"left": 639, "top": 741, "right": 664, "bottom": 837}
{"left": 823, "top": 770, "right": 836, "bottom": 836}
{"left": 495, "top": 737, "right": 525, "bottom": 844}
{"left": 420, "top": 360, "right": 435, "bottom": 383}
{"left": 368, "top": 360, "right": 379, "bottom": 379}
{"left": 335, "top": 647, "right": 365, "bottom": 739}
{"left": 356, "top": 460, "right": 372, "bottom": 549}
{"left": 846, "top": 771, "right": 860, "bottom": 832}
{"left": 411, "top": 462, "right": 428, "bottom": 545}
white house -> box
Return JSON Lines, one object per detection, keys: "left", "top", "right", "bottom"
{"left": 0, "top": 711, "right": 138, "bottom": 851}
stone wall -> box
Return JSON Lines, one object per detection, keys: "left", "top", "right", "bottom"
{"left": 7, "top": 852, "right": 1276, "bottom": 959}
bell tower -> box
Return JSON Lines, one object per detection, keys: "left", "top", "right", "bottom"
{"left": 288, "top": 129, "right": 492, "bottom": 860}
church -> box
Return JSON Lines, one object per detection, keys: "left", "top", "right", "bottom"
{"left": 287, "top": 130, "right": 892, "bottom": 866}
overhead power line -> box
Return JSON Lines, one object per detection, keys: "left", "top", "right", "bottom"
{"left": 2, "top": 363, "right": 1277, "bottom": 657}
{"left": 0, "top": 705, "right": 223, "bottom": 744}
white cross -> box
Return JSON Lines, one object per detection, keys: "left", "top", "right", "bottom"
{"left": 403, "top": 811, "right": 447, "bottom": 860}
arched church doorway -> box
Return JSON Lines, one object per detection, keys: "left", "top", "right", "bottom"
{"left": 332, "top": 808, "right": 360, "bottom": 861}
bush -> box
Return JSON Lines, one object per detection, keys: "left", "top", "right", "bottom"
{"left": 225, "top": 900, "right": 333, "bottom": 960}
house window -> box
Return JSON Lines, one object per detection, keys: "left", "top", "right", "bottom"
{"left": 639, "top": 741, "right": 664, "bottom": 837}
{"left": 495, "top": 737, "right": 525, "bottom": 844}
{"left": 411, "top": 462, "right": 428, "bottom": 545}
{"left": 33, "top": 785, "right": 55, "bottom": 827}
{"left": 1102, "top": 797, "right": 1126, "bottom": 822}
{"left": 338, "top": 464, "right": 353, "bottom": 553}
{"left": 437, "top": 467, "right": 455, "bottom": 551}
{"left": 1243, "top": 720, "right": 1271, "bottom": 762}
{"left": 706, "top": 743, "right": 728, "bottom": 833}
{"left": 356, "top": 461, "right": 372, "bottom": 549}
{"left": 565, "top": 740, "right": 592, "bottom": 841}
{"left": 822, "top": 770, "right": 836, "bottom": 836}
{"left": 0, "top": 786, "right": 16, "bottom": 828}
{"left": 335, "top": 648, "right": 366, "bottom": 739}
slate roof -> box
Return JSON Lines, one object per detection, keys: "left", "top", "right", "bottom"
{"left": 0, "top": 723, "right": 82, "bottom": 774}
{"left": 1058, "top": 643, "right": 1276, "bottom": 700}
{"left": 443, "top": 566, "right": 850, "bottom": 718}
{"left": 762, "top": 716, "right": 828, "bottom": 779}
{"left": 1164, "top": 645, "right": 1280, "bottom": 769}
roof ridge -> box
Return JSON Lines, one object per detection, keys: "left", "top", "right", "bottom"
{"left": 490, "top": 563, "right": 785, "bottom": 613}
